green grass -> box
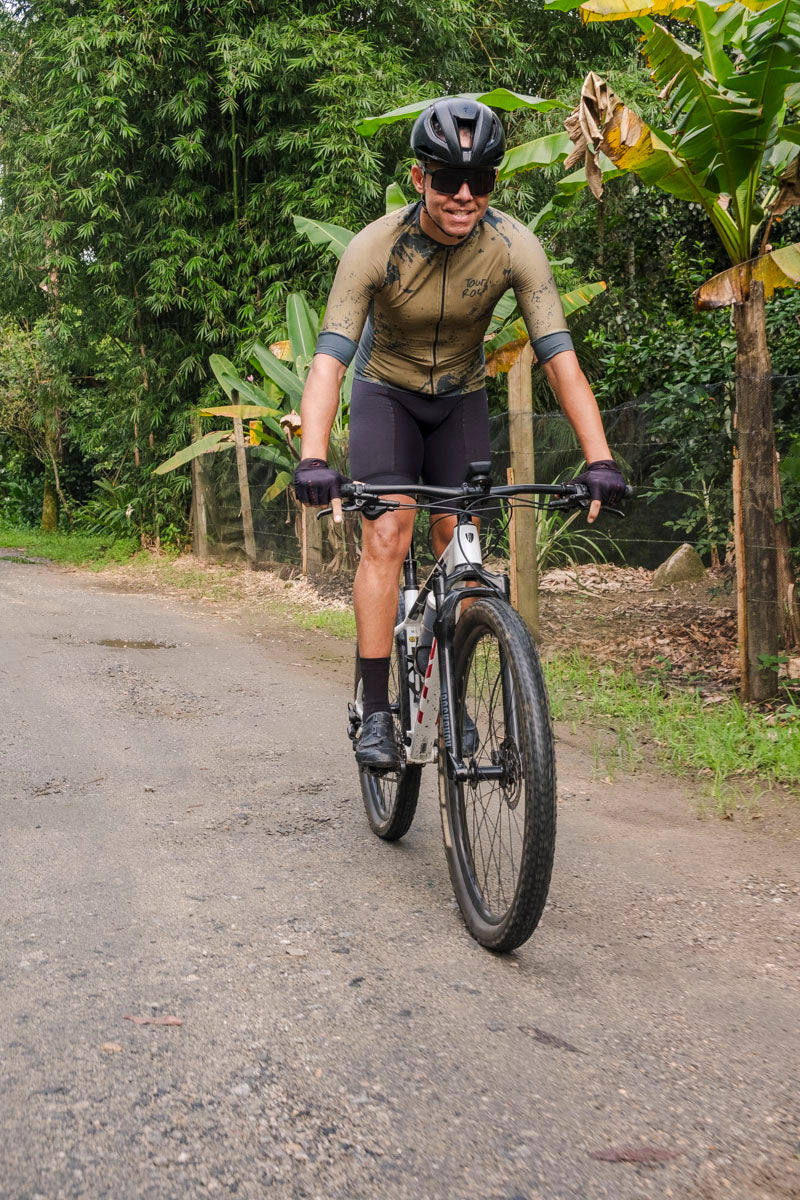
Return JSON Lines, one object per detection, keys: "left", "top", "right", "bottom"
{"left": 0, "top": 523, "right": 358, "bottom": 640}
{"left": 0, "top": 522, "right": 139, "bottom": 569}
{"left": 545, "top": 651, "right": 800, "bottom": 809}
{"left": 295, "top": 608, "right": 357, "bottom": 639}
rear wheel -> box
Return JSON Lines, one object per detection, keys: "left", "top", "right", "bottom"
{"left": 438, "top": 597, "right": 556, "bottom": 951}
{"left": 355, "top": 593, "right": 422, "bottom": 840}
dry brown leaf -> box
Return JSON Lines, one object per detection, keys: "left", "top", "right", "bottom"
{"left": 773, "top": 155, "right": 800, "bottom": 219}
{"left": 694, "top": 245, "right": 800, "bottom": 308}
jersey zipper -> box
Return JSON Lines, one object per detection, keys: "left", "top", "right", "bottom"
{"left": 429, "top": 247, "right": 450, "bottom": 393}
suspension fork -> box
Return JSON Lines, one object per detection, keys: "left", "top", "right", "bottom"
{"left": 435, "top": 574, "right": 502, "bottom": 784}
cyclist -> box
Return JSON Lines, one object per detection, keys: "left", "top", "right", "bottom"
{"left": 294, "top": 97, "right": 625, "bottom": 771}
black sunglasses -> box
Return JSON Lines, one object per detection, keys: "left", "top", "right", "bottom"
{"left": 424, "top": 166, "right": 496, "bottom": 197}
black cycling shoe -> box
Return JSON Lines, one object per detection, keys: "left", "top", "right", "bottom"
{"left": 355, "top": 711, "right": 401, "bottom": 773}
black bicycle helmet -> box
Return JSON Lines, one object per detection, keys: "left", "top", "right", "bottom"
{"left": 410, "top": 98, "right": 505, "bottom": 169}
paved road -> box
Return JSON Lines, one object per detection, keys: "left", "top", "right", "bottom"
{"left": 1, "top": 556, "right": 798, "bottom": 1200}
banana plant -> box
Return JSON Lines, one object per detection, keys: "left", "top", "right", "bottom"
{"left": 537, "top": 0, "right": 800, "bottom": 699}
{"left": 155, "top": 292, "right": 321, "bottom": 506}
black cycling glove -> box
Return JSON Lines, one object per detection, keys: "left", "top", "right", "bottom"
{"left": 573, "top": 459, "right": 626, "bottom": 507}
{"left": 293, "top": 458, "right": 344, "bottom": 506}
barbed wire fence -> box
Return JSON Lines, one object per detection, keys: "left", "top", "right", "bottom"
{"left": 191, "top": 374, "right": 800, "bottom": 578}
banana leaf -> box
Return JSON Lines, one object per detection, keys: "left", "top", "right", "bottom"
{"left": 582, "top": 94, "right": 742, "bottom": 256}
{"left": 200, "top": 404, "right": 281, "bottom": 420}
{"left": 286, "top": 293, "right": 319, "bottom": 370}
{"left": 292, "top": 214, "right": 354, "bottom": 260}
{"left": 153, "top": 430, "right": 232, "bottom": 475}
{"left": 262, "top": 471, "right": 293, "bottom": 505}
{"left": 544, "top": 0, "right": 773, "bottom": 22}
{"left": 356, "top": 88, "right": 567, "bottom": 138}
{"left": 248, "top": 342, "right": 304, "bottom": 404}
{"left": 561, "top": 281, "right": 608, "bottom": 315}
{"left": 484, "top": 282, "right": 607, "bottom": 368}
{"left": 643, "top": 21, "right": 771, "bottom": 202}
{"left": 209, "top": 354, "right": 279, "bottom": 410}
{"left": 385, "top": 182, "right": 408, "bottom": 212}
{"left": 497, "top": 131, "right": 572, "bottom": 181}
{"left": 694, "top": 242, "right": 800, "bottom": 307}
{"left": 488, "top": 290, "right": 518, "bottom": 331}
{"left": 209, "top": 354, "right": 288, "bottom": 439}
{"left": 554, "top": 157, "right": 625, "bottom": 197}
{"left": 251, "top": 441, "right": 292, "bottom": 464}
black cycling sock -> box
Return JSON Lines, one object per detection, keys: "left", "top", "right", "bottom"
{"left": 359, "top": 656, "right": 391, "bottom": 719}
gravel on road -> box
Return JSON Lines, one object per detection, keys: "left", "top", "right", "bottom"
{"left": 1, "top": 558, "right": 798, "bottom": 1200}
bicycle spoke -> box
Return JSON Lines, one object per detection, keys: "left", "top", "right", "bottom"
{"left": 453, "top": 628, "right": 530, "bottom": 917}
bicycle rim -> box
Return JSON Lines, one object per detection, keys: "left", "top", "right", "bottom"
{"left": 439, "top": 598, "right": 556, "bottom": 951}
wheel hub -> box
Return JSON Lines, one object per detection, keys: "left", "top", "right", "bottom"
{"left": 495, "top": 737, "right": 522, "bottom": 808}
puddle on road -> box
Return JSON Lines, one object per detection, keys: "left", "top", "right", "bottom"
{"left": 96, "top": 639, "right": 176, "bottom": 650}
{"left": 0, "top": 551, "right": 50, "bottom": 565}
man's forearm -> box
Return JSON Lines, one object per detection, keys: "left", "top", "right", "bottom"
{"left": 542, "top": 350, "right": 612, "bottom": 464}
{"left": 300, "top": 354, "right": 347, "bottom": 460}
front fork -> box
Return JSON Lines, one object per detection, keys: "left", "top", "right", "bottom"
{"left": 434, "top": 575, "right": 504, "bottom": 785}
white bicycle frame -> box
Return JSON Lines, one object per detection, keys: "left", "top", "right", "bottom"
{"left": 394, "top": 521, "right": 484, "bottom": 764}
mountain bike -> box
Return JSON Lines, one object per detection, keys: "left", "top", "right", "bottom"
{"left": 321, "top": 461, "right": 631, "bottom": 953}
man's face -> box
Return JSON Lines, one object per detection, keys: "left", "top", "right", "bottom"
{"left": 410, "top": 128, "right": 493, "bottom": 242}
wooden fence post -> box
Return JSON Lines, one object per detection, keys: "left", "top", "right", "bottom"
{"left": 301, "top": 505, "right": 324, "bottom": 576}
{"left": 507, "top": 344, "right": 538, "bottom": 638}
{"left": 732, "top": 450, "right": 747, "bottom": 697}
{"left": 191, "top": 415, "right": 209, "bottom": 560}
{"left": 232, "top": 412, "right": 257, "bottom": 569}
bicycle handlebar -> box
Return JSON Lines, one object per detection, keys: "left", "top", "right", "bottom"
{"left": 318, "top": 478, "right": 634, "bottom": 520}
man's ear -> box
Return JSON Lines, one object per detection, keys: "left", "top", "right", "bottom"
{"left": 410, "top": 163, "right": 425, "bottom": 196}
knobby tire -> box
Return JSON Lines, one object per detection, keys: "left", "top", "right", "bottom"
{"left": 438, "top": 597, "right": 556, "bottom": 952}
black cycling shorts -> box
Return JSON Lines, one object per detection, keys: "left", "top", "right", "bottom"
{"left": 348, "top": 378, "right": 490, "bottom": 487}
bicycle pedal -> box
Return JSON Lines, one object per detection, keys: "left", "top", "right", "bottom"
{"left": 347, "top": 701, "right": 361, "bottom": 744}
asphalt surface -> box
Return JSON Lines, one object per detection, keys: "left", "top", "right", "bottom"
{"left": 1, "top": 555, "right": 798, "bottom": 1200}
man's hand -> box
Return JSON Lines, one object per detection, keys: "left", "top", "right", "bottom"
{"left": 573, "top": 459, "right": 626, "bottom": 524}
{"left": 293, "top": 458, "right": 345, "bottom": 513}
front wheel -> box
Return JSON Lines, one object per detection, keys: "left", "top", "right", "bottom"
{"left": 355, "top": 593, "right": 422, "bottom": 841}
{"left": 438, "top": 598, "right": 556, "bottom": 952}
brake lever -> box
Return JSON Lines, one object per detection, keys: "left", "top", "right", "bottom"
{"left": 316, "top": 498, "right": 388, "bottom": 521}
{"left": 547, "top": 493, "right": 628, "bottom": 518}
{"left": 547, "top": 494, "right": 588, "bottom": 512}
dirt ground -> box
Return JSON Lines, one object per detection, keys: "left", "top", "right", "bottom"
{"left": 2, "top": 551, "right": 799, "bottom": 1200}
{"left": 538, "top": 564, "right": 742, "bottom": 694}
{"left": 277, "top": 558, "right": 745, "bottom": 695}
{"left": 89, "top": 551, "right": 797, "bottom": 701}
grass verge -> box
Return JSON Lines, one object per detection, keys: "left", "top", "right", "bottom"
{"left": 0, "top": 523, "right": 139, "bottom": 569}
{"left": 545, "top": 651, "right": 800, "bottom": 810}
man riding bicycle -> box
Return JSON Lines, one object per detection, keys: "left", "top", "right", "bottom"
{"left": 295, "top": 97, "right": 625, "bottom": 771}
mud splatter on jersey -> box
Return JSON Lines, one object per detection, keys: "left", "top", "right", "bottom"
{"left": 315, "top": 202, "right": 572, "bottom": 396}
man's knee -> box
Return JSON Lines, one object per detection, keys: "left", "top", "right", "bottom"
{"left": 361, "top": 513, "right": 413, "bottom": 566}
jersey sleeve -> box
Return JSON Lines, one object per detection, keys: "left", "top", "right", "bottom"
{"left": 510, "top": 224, "right": 573, "bottom": 364}
{"left": 315, "top": 225, "right": 386, "bottom": 367}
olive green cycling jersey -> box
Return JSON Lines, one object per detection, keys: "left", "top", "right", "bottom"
{"left": 315, "top": 201, "right": 572, "bottom": 397}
